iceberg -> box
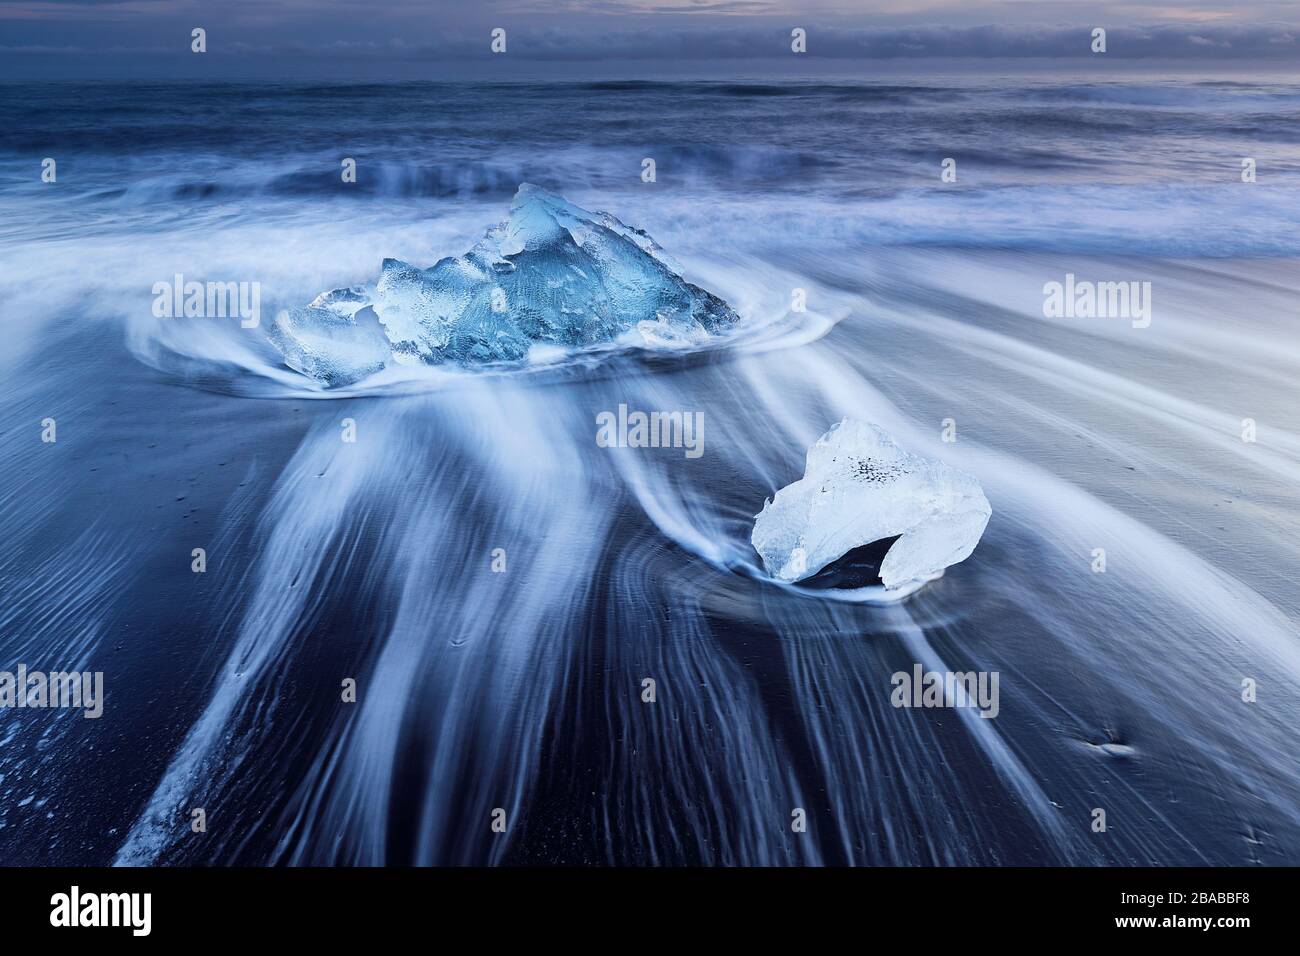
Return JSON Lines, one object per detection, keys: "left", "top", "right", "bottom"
{"left": 270, "top": 184, "right": 739, "bottom": 385}
{"left": 751, "top": 420, "right": 992, "bottom": 591}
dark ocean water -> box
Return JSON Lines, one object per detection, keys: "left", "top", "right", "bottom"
{"left": 1, "top": 78, "right": 1299, "bottom": 865}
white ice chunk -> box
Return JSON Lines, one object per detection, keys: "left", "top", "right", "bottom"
{"left": 752, "top": 420, "right": 992, "bottom": 591}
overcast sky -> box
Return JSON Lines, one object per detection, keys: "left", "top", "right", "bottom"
{"left": 3, "top": 0, "right": 1299, "bottom": 79}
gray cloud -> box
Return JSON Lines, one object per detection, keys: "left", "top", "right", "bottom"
{"left": 2, "top": 15, "right": 1299, "bottom": 79}
{"left": 147, "top": 23, "right": 1300, "bottom": 60}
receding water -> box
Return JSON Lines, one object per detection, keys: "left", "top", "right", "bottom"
{"left": 1, "top": 78, "right": 1299, "bottom": 865}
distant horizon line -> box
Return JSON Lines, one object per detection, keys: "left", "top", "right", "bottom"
{"left": 5, "top": 61, "right": 1300, "bottom": 83}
